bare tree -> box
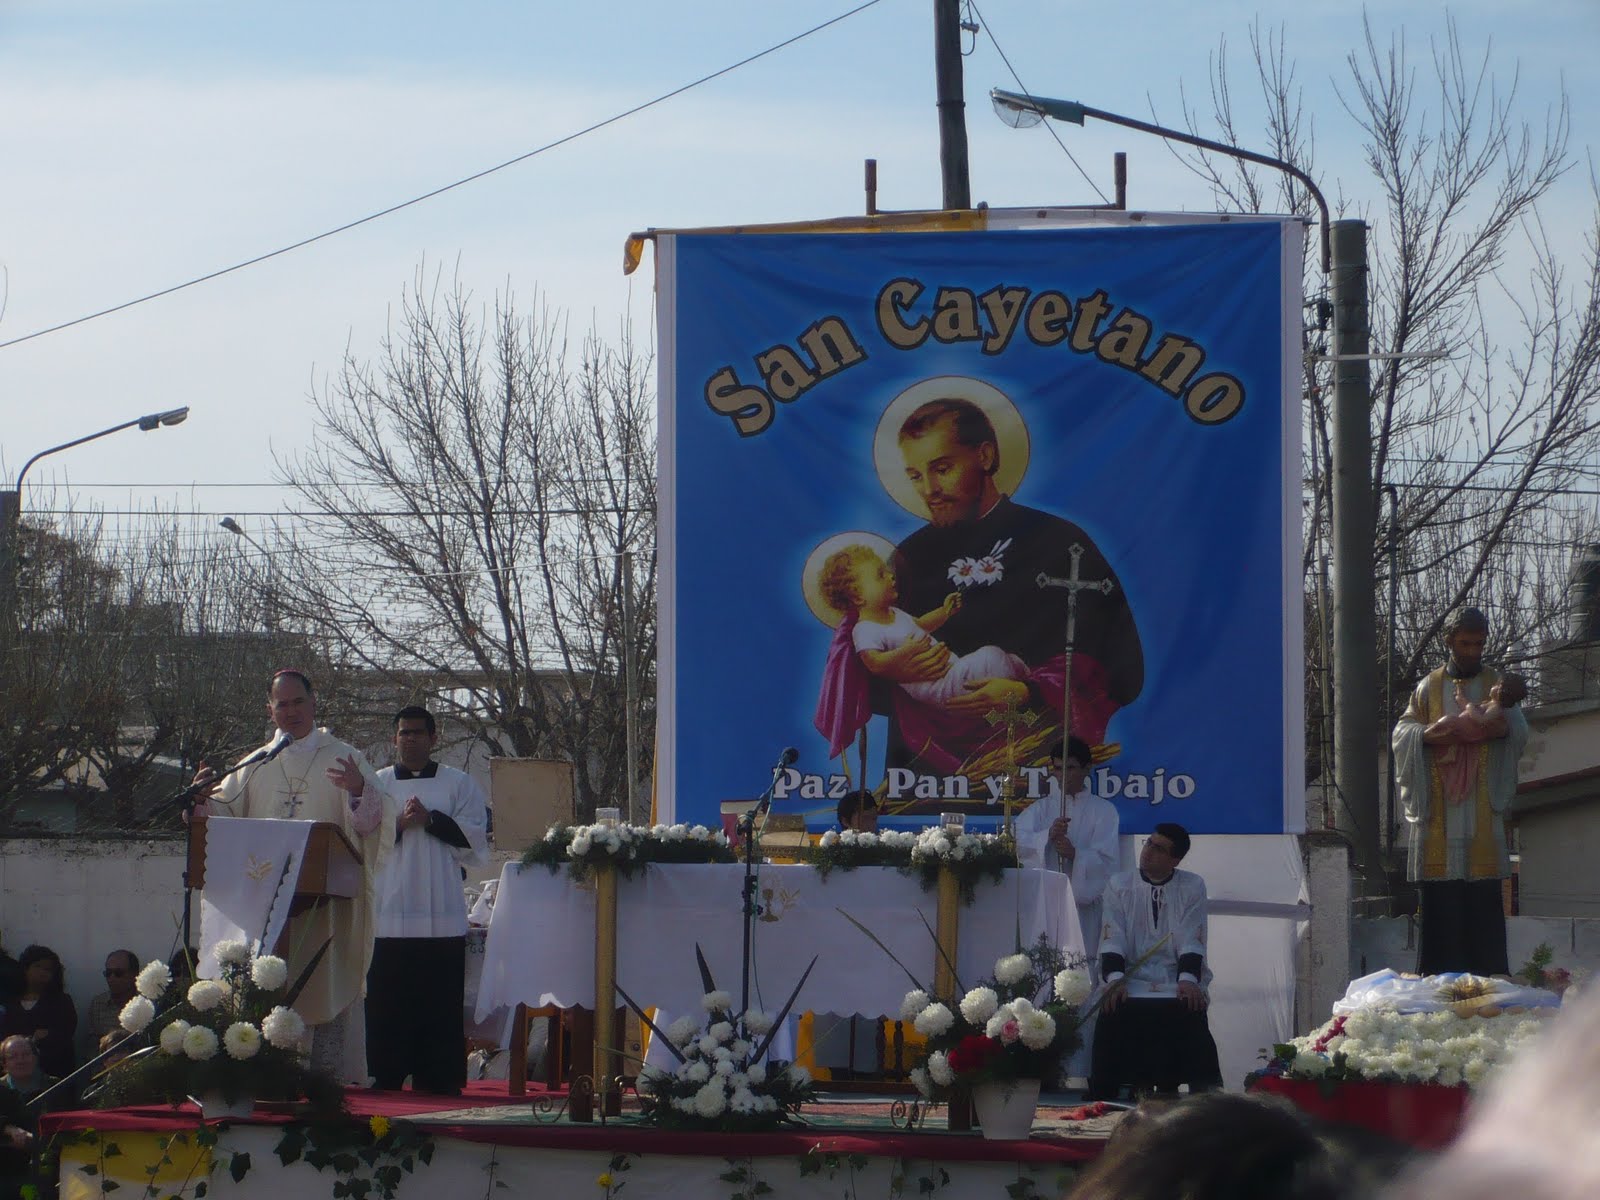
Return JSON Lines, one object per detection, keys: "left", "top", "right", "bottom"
{"left": 1173, "top": 17, "right": 1600, "bottom": 788}
{"left": 274, "top": 272, "right": 656, "bottom": 819}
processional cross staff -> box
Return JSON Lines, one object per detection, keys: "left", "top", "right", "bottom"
{"left": 1036, "top": 543, "right": 1116, "bottom": 828}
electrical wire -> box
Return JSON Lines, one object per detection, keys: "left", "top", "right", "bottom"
{"left": 0, "top": 0, "right": 887, "bottom": 353}
{"left": 967, "top": 0, "right": 1110, "bottom": 205}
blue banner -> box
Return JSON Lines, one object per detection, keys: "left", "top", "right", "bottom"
{"left": 659, "top": 220, "right": 1301, "bottom": 834}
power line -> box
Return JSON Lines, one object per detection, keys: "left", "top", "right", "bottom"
{"left": 967, "top": 0, "right": 1110, "bottom": 205}
{"left": 0, "top": 0, "right": 887, "bottom": 353}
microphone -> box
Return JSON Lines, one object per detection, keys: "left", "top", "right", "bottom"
{"left": 238, "top": 729, "right": 294, "bottom": 768}
{"left": 753, "top": 747, "right": 800, "bottom": 818}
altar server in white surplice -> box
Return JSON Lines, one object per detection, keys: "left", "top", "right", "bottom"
{"left": 190, "top": 669, "right": 394, "bottom": 1083}
{"left": 1088, "top": 822, "right": 1221, "bottom": 1100}
{"left": 1013, "top": 735, "right": 1119, "bottom": 961}
{"left": 366, "top": 706, "right": 490, "bottom": 1095}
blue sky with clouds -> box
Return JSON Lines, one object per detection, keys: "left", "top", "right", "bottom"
{"left": 1, "top": 0, "right": 1595, "bottom": 526}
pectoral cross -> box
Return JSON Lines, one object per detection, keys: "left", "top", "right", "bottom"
{"left": 985, "top": 692, "right": 1039, "bottom": 837}
{"left": 1036, "top": 543, "right": 1115, "bottom": 744}
{"left": 280, "top": 778, "right": 309, "bottom": 818}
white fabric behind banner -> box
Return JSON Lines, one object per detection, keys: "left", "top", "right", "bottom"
{"left": 476, "top": 863, "right": 1079, "bottom": 1028}
{"left": 1110, "top": 834, "right": 1307, "bottom": 1091}
{"left": 198, "top": 816, "right": 312, "bottom": 978}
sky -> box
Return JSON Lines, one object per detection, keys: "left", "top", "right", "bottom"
{"left": 1, "top": 0, "right": 1596, "bottom": 553}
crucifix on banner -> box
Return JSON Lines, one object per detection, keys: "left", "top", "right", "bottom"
{"left": 1036, "top": 543, "right": 1116, "bottom": 828}
{"left": 984, "top": 693, "right": 1039, "bottom": 837}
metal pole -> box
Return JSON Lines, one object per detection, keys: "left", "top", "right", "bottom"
{"left": 1383, "top": 484, "right": 1400, "bottom": 857}
{"left": 0, "top": 489, "right": 18, "bottom": 645}
{"left": 1330, "top": 219, "right": 1383, "bottom": 894}
{"left": 1113, "top": 151, "right": 1127, "bottom": 209}
{"left": 933, "top": 0, "right": 971, "bottom": 210}
{"left": 622, "top": 551, "right": 639, "bottom": 824}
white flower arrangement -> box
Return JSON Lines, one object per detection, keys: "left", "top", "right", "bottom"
{"left": 636, "top": 989, "right": 815, "bottom": 1131}
{"left": 522, "top": 821, "right": 735, "bottom": 879}
{"left": 900, "top": 940, "right": 1090, "bottom": 1102}
{"left": 95, "top": 946, "right": 340, "bottom": 1112}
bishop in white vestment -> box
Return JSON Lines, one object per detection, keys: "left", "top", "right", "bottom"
{"left": 193, "top": 670, "right": 394, "bottom": 1081}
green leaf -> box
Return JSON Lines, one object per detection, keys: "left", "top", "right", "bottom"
{"left": 230, "top": 1152, "right": 252, "bottom": 1183}
{"left": 195, "top": 1184, "right": 208, "bottom": 1199}
{"left": 101, "top": 1182, "right": 121, "bottom": 1193}
{"left": 102, "top": 1144, "right": 124, "bottom": 1159}
{"left": 419, "top": 1142, "right": 435, "bottom": 1165}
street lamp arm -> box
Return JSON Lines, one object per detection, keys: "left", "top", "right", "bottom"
{"left": 989, "top": 88, "right": 1330, "bottom": 274}
{"left": 13, "top": 407, "right": 189, "bottom": 490}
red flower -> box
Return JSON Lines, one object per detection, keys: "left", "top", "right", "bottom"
{"left": 947, "top": 1034, "right": 1003, "bottom": 1076}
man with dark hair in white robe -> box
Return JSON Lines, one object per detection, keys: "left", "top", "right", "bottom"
{"left": 366, "top": 706, "right": 490, "bottom": 1094}
{"left": 1088, "top": 821, "right": 1222, "bottom": 1100}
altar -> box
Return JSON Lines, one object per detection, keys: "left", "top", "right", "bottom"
{"left": 475, "top": 863, "right": 1080, "bottom": 1035}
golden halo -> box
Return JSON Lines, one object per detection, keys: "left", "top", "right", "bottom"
{"left": 873, "top": 376, "right": 1031, "bottom": 519}
{"left": 802, "top": 530, "right": 898, "bottom": 629}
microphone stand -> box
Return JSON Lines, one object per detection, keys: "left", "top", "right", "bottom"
{"left": 738, "top": 751, "right": 795, "bottom": 1019}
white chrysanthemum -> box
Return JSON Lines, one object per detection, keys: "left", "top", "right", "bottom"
{"left": 214, "top": 940, "right": 251, "bottom": 965}
{"left": 927, "top": 1050, "right": 956, "bottom": 1087}
{"left": 569, "top": 834, "right": 593, "bottom": 856}
{"left": 261, "top": 1005, "right": 307, "bottom": 1050}
{"left": 697, "top": 1034, "right": 720, "bottom": 1056}
{"left": 223, "top": 1022, "right": 262, "bottom": 1060}
{"left": 671, "top": 1097, "right": 695, "bottom": 1114}
{"left": 709, "top": 1021, "right": 734, "bottom": 1043}
{"left": 960, "top": 987, "right": 999, "bottom": 1025}
{"left": 703, "top": 990, "right": 733, "bottom": 1014}
{"left": 693, "top": 1081, "right": 728, "bottom": 1118}
{"left": 899, "top": 990, "right": 930, "bottom": 1021}
{"left": 914, "top": 1003, "right": 954, "bottom": 1037}
{"left": 819, "top": 830, "right": 839, "bottom": 848}
{"left": 909, "top": 1067, "right": 932, "bottom": 1098}
{"left": 686, "top": 1061, "right": 711, "bottom": 1083}
{"left": 714, "top": 1058, "right": 735, "bottom": 1077}
{"left": 746, "top": 1061, "right": 767, "bottom": 1084}
{"left": 786, "top": 1064, "right": 812, "bottom": 1087}
{"left": 136, "top": 961, "right": 172, "bottom": 1000}
{"left": 250, "top": 955, "right": 289, "bottom": 991}
{"left": 182, "top": 1025, "right": 220, "bottom": 1060}
{"left": 158, "top": 1020, "right": 190, "bottom": 1055}
{"left": 1293, "top": 1052, "right": 1329, "bottom": 1078}
{"left": 856, "top": 832, "right": 878, "bottom": 847}
{"left": 119, "top": 995, "right": 156, "bottom": 1034}
{"left": 730, "top": 1039, "right": 752, "bottom": 1058}
{"left": 730, "top": 1087, "right": 759, "bottom": 1114}
{"left": 1018, "top": 1008, "right": 1056, "bottom": 1050}
{"left": 636, "top": 1065, "right": 664, "bottom": 1093}
{"left": 187, "top": 980, "right": 227, "bottom": 1011}
{"left": 666, "top": 1015, "right": 700, "bottom": 1047}
{"left": 994, "top": 954, "right": 1031, "bottom": 985}
{"left": 1054, "top": 968, "right": 1092, "bottom": 1006}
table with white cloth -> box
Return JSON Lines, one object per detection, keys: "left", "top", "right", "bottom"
{"left": 474, "top": 863, "right": 1079, "bottom": 1050}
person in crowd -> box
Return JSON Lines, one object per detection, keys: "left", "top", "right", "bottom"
{"left": 0, "top": 1036, "right": 64, "bottom": 1110}
{"left": 189, "top": 668, "right": 394, "bottom": 1081}
{"left": 83, "top": 949, "right": 139, "bottom": 1057}
{"left": 1088, "top": 823, "right": 1222, "bottom": 1099}
{"left": 0, "top": 947, "right": 76, "bottom": 1080}
{"left": 1069, "top": 1091, "right": 1412, "bottom": 1200}
{"left": 366, "top": 706, "right": 489, "bottom": 1094}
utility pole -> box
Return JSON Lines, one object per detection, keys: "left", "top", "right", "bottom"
{"left": 1329, "top": 219, "right": 1384, "bottom": 896}
{"left": 622, "top": 550, "right": 640, "bottom": 823}
{"left": 932, "top": 0, "right": 971, "bottom": 210}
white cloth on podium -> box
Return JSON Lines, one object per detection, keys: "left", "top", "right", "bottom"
{"left": 198, "top": 816, "right": 313, "bottom": 977}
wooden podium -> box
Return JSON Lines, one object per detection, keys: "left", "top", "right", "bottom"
{"left": 188, "top": 819, "right": 364, "bottom": 925}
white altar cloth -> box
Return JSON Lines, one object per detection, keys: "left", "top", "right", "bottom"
{"left": 474, "top": 863, "right": 1078, "bottom": 1028}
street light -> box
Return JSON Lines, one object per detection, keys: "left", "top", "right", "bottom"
{"left": 988, "top": 89, "right": 1329, "bottom": 271}
{"left": 1, "top": 406, "right": 192, "bottom": 634}
{"left": 219, "top": 516, "right": 278, "bottom": 632}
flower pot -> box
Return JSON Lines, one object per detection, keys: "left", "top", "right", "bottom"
{"left": 196, "top": 1091, "right": 255, "bottom": 1121}
{"left": 971, "top": 1078, "right": 1040, "bottom": 1141}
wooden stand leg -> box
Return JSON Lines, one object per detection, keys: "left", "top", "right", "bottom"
{"left": 568, "top": 1007, "right": 596, "bottom": 1123}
